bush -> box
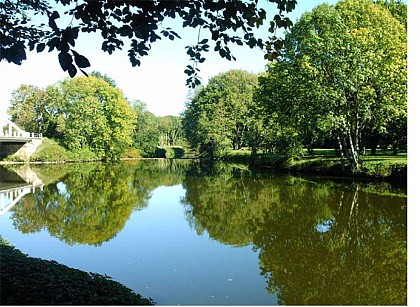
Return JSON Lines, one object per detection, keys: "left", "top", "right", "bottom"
{"left": 72, "top": 148, "right": 99, "bottom": 161}
{"left": 362, "top": 161, "right": 407, "bottom": 179}
{"left": 30, "top": 138, "right": 73, "bottom": 162}
{"left": 121, "top": 147, "right": 142, "bottom": 159}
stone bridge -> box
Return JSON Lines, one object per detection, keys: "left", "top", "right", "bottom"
{"left": 0, "top": 117, "right": 42, "bottom": 160}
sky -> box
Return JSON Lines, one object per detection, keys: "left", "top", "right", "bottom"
{"left": 0, "top": 0, "right": 341, "bottom": 117}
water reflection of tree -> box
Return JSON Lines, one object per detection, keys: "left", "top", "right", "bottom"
{"left": 10, "top": 160, "right": 190, "bottom": 246}
{"left": 181, "top": 165, "right": 407, "bottom": 305}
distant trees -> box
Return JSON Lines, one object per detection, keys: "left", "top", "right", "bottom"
{"left": 131, "top": 102, "right": 186, "bottom": 157}
{"left": 158, "top": 116, "right": 184, "bottom": 147}
{"left": 182, "top": 69, "right": 258, "bottom": 158}
{"left": 7, "top": 0, "right": 407, "bottom": 165}
{"left": 131, "top": 100, "right": 160, "bottom": 157}
{"left": 8, "top": 74, "right": 188, "bottom": 160}
{"left": 9, "top": 75, "right": 137, "bottom": 160}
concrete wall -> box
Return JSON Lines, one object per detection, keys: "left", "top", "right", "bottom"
{"left": 14, "top": 139, "right": 43, "bottom": 161}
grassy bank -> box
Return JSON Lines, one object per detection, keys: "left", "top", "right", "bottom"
{"left": 0, "top": 138, "right": 195, "bottom": 163}
{"left": 222, "top": 149, "right": 407, "bottom": 184}
{"left": 1, "top": 140, "right": 406, "bottom": 184}
{"left": 0, "top": 238, "right": 154, "bottom": 305}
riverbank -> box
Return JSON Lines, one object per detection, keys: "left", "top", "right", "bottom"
{"left": 0, "top": 238, "right": 154, "bottom": 305}
{"left": 221, "top": 149, "right": 407, "bottom": 185}
{"left": 1, "top": 139, "right": 406, "bottom": 184}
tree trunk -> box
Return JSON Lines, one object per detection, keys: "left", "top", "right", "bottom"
{"left": 392, "top": 142, "right": 398, "bottom": 155}
{"left": 337, "top": 134, "right": 346, "bottom": 160}
{"left": 347, "top": 129, "right": 360, "bottom": 171}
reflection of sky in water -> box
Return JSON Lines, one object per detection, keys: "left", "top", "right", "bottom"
{"left": 56, "top": 182, "right": 67, "bottom": 195}
{"left": 0, "top": 184, "right": 277, "bottom": 305}
{"left": 315, "top": 219, "right": 334, "bottom": 233}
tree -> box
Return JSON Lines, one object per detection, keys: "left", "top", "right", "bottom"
{"left": 374, "top": 0, "right": 407, "bottom": 27}
{"left": 182, "top": 70, "right": 258, "bottom": 157}
{"left": 8, "top": 85, "right": 47, "bottom": 133}
{"left": 158, "top": 115, "right": 184, "bottom": 147}
{"left": 8, "top": 75, "right": 137, "bottom": 160}
{"left": 131, "top": 100, "right": 160, "bottom": 157}
{"left": 0, "top": 0, "right": 296, "bottom": 87}
{"left": 56, "top": 76, "right": 137, "bottom": 160}
{"left": 8, "top": 84, "right": 63, "bottom": 138}
{"left": 256, "top": 0, "right": 407, "bottom": 170}
{"left": 90, "top": 71, "right": 118, "bottom": 88}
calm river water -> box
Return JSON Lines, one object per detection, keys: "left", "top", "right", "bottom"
{"left": 0, "top": 159, "right": 407, "bottom": 305}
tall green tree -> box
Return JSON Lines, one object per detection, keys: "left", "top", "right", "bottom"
{"left": 8, "top": 84, "right": 46, "bottom": 133}
{"left": 56, "top": 76, "right": 137, "bottom": 160}
{"left": 8, "top": 84, "right": 62, "bottom": 138}
{"left": 131, "top": 100, "right": 160, "bottom": 157}
{"left": 256, "top": 0, "right": 407, "bottom": 169}
{"left": 182, "top": 69, "right": 258, "bottom": 157}
{"left": 1, "top": 0, "right": 296, "bottom": 87}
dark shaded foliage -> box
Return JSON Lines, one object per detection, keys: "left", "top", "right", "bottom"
{"left": 0, "top": 0, "right": 296, "bottom": 87}
{"left": 0, "top": 242, "right": 154, "bottom": 305}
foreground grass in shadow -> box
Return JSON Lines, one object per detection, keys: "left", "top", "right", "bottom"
{"left": 0, "top": 240, "right": 154, "bottom": 305}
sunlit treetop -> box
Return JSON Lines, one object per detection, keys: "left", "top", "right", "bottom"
{"left": 0, "top": 0, "right": 297, "bottom": 87}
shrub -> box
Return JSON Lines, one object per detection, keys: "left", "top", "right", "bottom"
{"left": 30, "top": 138, "right": 73, "bottom": 162}
{"left": 121, "top": 147, "right": 141, "bottom": 159}
{"left": 72, "top": 148, "right": 99, "bottom": 161}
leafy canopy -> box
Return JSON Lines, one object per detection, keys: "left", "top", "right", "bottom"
{"left": 0, "top": 0, "right": 297, "bottom": 87}
{"left": 255, "top": 0, "right": 406, "bottom": 168}
{"left": 182, "top": 69, "right": 258, "bottom": 157}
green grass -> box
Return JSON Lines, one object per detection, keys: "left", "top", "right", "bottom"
{"left": 223, "top": 148, "right": 407, "bottom": 182}
{"left": 28, "top": 138, "right": 74, "bottom": 162}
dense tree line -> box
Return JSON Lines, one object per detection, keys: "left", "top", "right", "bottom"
{"left": 6, "top": 0, "right": 406, "bottom": 166}
{"left": 182, "top": 70, "right": 259, "bottom": 158}
{"left": 181, "top": 0, "right": 407, "bottom": 170}
{"left": 131, "top": 100, "right": 185, "bottom": 157}
{"left": 8, "top": 73, "right": 186, "bottom": 160}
